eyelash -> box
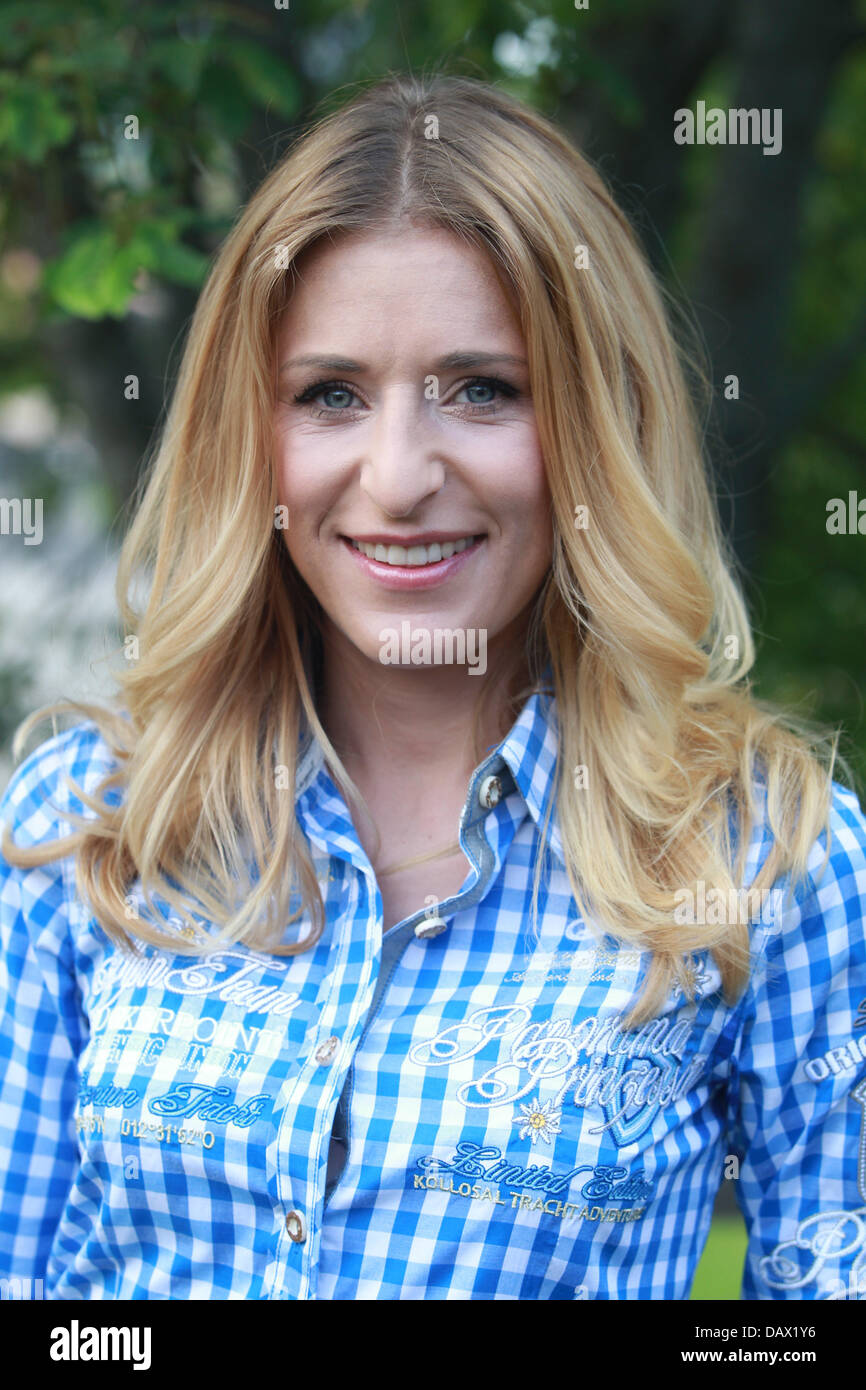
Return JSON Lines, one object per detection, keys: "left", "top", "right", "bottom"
{"left": 290, "top": 375, "right": 520, "bottom": 418}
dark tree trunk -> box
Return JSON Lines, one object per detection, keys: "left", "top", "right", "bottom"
{"left": 688, "top": 0, "right": 857, "bottom": 578}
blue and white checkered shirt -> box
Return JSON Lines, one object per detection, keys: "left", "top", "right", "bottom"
{"left": 2, "top": 688, "right": 866, "bottom": 1300}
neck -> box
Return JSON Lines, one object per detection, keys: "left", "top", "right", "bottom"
{"left": 317, "top": 617, "right": 532, "bottom": 785}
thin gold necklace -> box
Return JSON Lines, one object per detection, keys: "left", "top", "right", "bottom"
{"left": 377, "top": 839, "right": 463, "bottom": 877}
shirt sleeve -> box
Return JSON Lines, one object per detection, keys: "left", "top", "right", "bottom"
{"left": 725, "top": 780, "right": 866, "bottom": 1301}
{"left": 0, "top": 734, "right": 89, "bottom": 1289}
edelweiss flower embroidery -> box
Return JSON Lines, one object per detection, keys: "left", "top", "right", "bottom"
{"left": 671, "top": 956, "right": 714, "bottom": 1003}
{"left": 512, "top": 1096, "right": 562, "bottom": 1144}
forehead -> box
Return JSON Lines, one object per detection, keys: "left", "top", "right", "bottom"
{"left": 277, "top": 225, "right": 523, "bottom": 353}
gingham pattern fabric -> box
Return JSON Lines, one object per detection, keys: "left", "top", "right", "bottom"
{"left": 1, "top": 691, "right": 866, "bottom": 1300}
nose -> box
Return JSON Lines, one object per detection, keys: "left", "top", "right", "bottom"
{"left": 359, "top": 385, "right": 446, "bottom": 517}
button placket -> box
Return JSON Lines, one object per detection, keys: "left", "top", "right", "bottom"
{"left": 270, "top": 856, "right": 378, "bottom": 1303}
{"left": 409, "top": 761, "right": 510, "bottom": 942}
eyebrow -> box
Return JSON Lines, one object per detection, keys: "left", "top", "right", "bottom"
{"left": 279, "top": 351, "right": 528, "bottom": 376}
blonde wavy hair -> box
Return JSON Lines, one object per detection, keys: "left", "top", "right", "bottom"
{"left": 4, "top": 70, "right": 842, "bottom": 1027}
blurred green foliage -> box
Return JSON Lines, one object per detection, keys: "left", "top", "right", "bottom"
{"left": 0, "top": 1, "right": 301, "bottom": 319}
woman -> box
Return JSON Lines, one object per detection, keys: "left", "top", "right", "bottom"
{"left": 1, "top": 71, "right": 864, "bottom": 1302}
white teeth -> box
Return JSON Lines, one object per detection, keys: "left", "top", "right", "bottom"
{"left": 351, "top": 536, "right": 478, "bottom": 566}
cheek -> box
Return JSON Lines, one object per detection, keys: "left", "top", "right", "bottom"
{"left": 501, "top": 446, "right": 550, "bottom": 536}
{"left": 274, "top": 434, "right": 330, "bottom": 527}
{"left": 273, "top": 426, "right": 292, "bottom": 507}
{"left": 511, "top": 475, "right": 553, "bottom": 581}
{"left": 272, "top": 456, "right": 319, "bottom": 575}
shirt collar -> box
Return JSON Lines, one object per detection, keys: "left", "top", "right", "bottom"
{"left": 295, "top": 662, "right": 564, "bottom": 866}
{"left": 493, "top": 678, "right": 564, "bottom": 864}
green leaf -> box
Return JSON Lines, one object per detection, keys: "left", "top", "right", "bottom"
{"left": 43, "top": 225, "right": 144, "bottom": 318}
{"left": 0, "top": 77, "right": 75, "bottom": 162}
{"left": 44, "top": 213, "right": 211, "bottom": 318}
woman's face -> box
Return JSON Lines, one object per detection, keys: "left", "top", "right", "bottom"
{"left": 273, "top": 225, "right": 552, "bottom": 676}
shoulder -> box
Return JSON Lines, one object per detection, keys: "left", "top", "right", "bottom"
{"left": 1, "top": 718, "right": 124, "bottom": 849}
{"left": 821, "top": 779, "right": 866, "bottom": 871}
{"left": 746, "top": 776, "right": 866, "bottom": 984}
{"left": 794, "top": 778, "right": 866, "bottom": 948}
{"left": 787, "top": 778, "right": 865, "bottom": 918}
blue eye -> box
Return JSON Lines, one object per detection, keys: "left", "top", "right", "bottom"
{"left": 321, "top": 386, "right": 355, "bottom": 409}
{"left": 292, "top": 380, "right": 357, "bottom": 411}
{"left": 462, "top": 381, "right": 496, "bottom": 404}
{"left": 454, "top": 376, "right": 519, "bottom": 411}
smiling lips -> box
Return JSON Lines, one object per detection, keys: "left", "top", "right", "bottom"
{"left": 348, "top": 534, "right": 481, "bottom": 567}
{"left": 342, "top": 532, "right": 485, "bottom": 589}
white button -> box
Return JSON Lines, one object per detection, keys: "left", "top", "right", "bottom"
{"left": 415, "top": 915, "right": 448, "bottom": 939}
{"left": 314, "top": 1035, "right": 339, "bottom": 1065}
{"left": 285, "top": 1209, "right": 307, "bottom": 1243}
{"left": 478, "top": 774, "right": 502, "bottom": 809}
